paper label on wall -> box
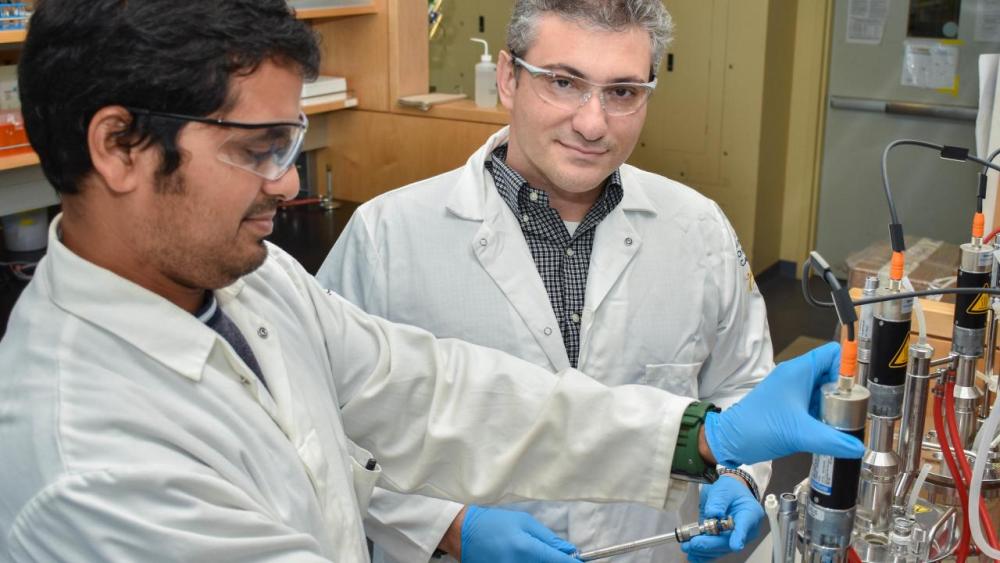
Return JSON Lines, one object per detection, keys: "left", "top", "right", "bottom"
{"left": 847, "top": 0, "right": 891, "bottom": 44}
{"left": 901, "top": 40, "right": 960, "bottom": 90}
{"left": 977, "top": 0, "right": 1000, "bottom": 42}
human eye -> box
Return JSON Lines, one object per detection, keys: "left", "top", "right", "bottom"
{"left": 607, "top": 84, "right": 641, "bottom": 99}
{"left": 240, "top": 143, "right": 275, "bottom": 165}
{"left": 547, "top": 74, "right": 579, "bottom": 91}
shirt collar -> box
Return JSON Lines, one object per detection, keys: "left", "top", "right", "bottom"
{"left": 43, "top": 214, "right": 229, "bottom": 381}
{"left": 486, "top": 143, "right": 624, "bottom": 227}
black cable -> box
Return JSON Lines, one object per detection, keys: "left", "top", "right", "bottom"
{"left": 988, "top": 146, "right": 1000, "bottom": 171}
{"left": 881, "top": 140, "right": 939, "bottom": 227}
{"left": 880, "top": 140, "right": 1000, "bottom": 252}
{"left": 853, "top": 286, "right": 1000, "bottom": 306}
{"left": 801, "top": 260, "right": 834, "bottom": 308}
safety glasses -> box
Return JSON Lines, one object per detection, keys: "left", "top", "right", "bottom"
{"left": 126, "top": 107, "right": 308, "bottom": 181}
{"left": 511, "top": 55, "right": 657, "bottom": 117}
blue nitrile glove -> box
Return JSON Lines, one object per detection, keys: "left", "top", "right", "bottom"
{"left": 703, "top": 342, "right": 865, "bottom": 467}
{"left": 680, "top": 475, "right": 764, "bottom": 563}
{"left": 460, "top": 505, "right": 579, "bottom": 563}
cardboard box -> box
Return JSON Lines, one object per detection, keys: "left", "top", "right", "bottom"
{"left": 846, "top": 237, "right": 961, "bottom": 303}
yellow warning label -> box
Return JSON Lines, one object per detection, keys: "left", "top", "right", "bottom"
{"left": 913, "top": 503, "right": 931, "bottom": 514}
{"left": 968, "top": 285, "right": 991, "bottom": 315}
{"left": 890, "top": 337, "right": 909, "bottom": 369}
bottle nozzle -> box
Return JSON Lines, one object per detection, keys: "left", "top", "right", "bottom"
{"left": 470, "top": 38, "right": 491, "bottom": 62}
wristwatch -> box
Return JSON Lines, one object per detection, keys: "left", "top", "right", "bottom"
{"left": 671, "top": 401, "right": 721, "bottom": 483}
{"left": 718, "top": 466, "right": 761, "bottom": 502}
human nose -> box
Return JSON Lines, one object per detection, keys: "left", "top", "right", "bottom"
{"left": 572, "top": 87, "right": 609, "bottom": 142}
{"left": 264, "top": 165, "right": 300, "bottom": 201}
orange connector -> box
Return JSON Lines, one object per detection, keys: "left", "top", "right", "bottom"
{"left": 840, "top": 336, "right": 858, "bottom": 378}
{"left": 973, "top": 212, "right": 986, "bottom": 239}
{"left": 889, "top": 251, "right": 905, "bottom": 281}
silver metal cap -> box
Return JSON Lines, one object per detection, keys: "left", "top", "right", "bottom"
{"left": 821, "top": 381, "right": 870, "bottom": 431}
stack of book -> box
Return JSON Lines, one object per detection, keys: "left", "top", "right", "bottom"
{"left": 301, "top": 75, "right": 352, "bottom": 109}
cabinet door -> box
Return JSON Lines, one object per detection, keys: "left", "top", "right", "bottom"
{"left": 628, "top": 0, "right": 769, "bottom": 253}
{"left": 630, "top": 0, "right": 726, "bottom": 190}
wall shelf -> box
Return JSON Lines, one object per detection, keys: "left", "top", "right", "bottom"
{"left": 0, "top": 29, "right": 26, "bottom": 45}
{"left": 394, "top": 99, "right": 509, "bottom": 126}
{"left": 0, "top": 4, "right": 378, "bottom": 44}
{"left": 0, "top": 151, "right": 38, "bottom": 172}
{"left": 303, "top": 96, "right": 358, "bottom": 116}
{"left": 294, "top": 5, "right": 377, "bottom": 21}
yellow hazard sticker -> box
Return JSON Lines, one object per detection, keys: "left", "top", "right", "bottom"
{"left": 890, "top": 336, "right": 910, "bottom": 369}
{"left": 968, "top": 285, "right": 991, "bottom": 315}
{"left": 913, "top": 503, "right": 931, "bottom": 514}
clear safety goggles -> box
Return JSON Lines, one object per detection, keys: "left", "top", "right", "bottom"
{"left": 511, "top": 55, "right": 657, "bottom": 117}
{"left": 127, "top": 107, "right": 309, "bottom": 181}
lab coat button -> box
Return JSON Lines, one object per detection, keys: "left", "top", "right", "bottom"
{"left": 625, "top": 237, "right": 634, "bottom": 246}
{"left": 543, "top": 327, "right": 553, "bottom": 336}
{"left": 240, "top": 376, "right": 250, "bottom": 385}
{"left": 479, "top": 238, "right": 488, "bottom": 247}
{"left": 257, "top": 327, "right": 269, "bottom": 339}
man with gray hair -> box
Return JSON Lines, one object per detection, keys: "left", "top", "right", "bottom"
{"left": 320, "top": 1, "right": 772, "bottom": 561}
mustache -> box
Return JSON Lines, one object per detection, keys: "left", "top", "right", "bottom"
{"left": 243, "top": 198, "right": 281, "bottom": 219}
{"left": 561, "top": 138, "right": 612, "bottom": 152}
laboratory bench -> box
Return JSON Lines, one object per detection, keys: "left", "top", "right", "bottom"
{"left": 0, "top": 201, "right": 359, "bottom": 340}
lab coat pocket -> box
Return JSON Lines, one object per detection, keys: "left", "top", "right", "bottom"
{"left": 297, "top": 430, "right": 330, "bottom": 502}
{"left": 641, "top": 362, "right": 702, "bottom": 398}
{"left": 346, "top": 441, "right": 382, "bottom": 516}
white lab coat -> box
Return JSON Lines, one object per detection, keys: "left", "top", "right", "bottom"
{"left": 0, "top": 216, "right": 696, "bottom": 562}
{"left": 318, "top": 127, "right": 774, "bottom": 563}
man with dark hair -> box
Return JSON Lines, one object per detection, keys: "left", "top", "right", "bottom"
{"left": 1, "top": 1, "right": 862, "bottom": 561}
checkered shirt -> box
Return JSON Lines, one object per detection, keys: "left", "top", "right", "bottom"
{"left": 485, "top": 144, "right": 623, "bottom": 367}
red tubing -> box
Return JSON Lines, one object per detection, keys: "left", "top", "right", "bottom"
{"left": 935, "top": 387, "right": 971, "bottom": 562}
{"left": 986, "top": 227, "right": 1000, "bottom": 244}
{"left": 944, "top": 382, "right": 1000, "bottom": 559}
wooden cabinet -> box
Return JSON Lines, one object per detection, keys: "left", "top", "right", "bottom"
{"left": 0, "top": 1, "right": 503, "bottom": 215}
{"left": 628, "top": 0, "right": 799, "bottom": 271}
{"left": 312, "top": 0, "right": 508, "bottom": 203}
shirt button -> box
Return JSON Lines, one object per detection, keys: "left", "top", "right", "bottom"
{"left": 572, "top": 313, "right": 581, "bottom": 323}
{"left": 625, "top": 237, "right": 634, "bottom": 246}
{"left": 522, "top": 214, "right": 530, "bottom": 223}
{"left": 565, "top": 248, "right": 575, "bottom": 257}
{"left": 257, "top": 327, "right": 269, "bottom": 339}
{"left": 529, "top": 192, "right": 539, "bottom": 202}
{"left": 543, "top": 327, "right": 553, "bottom": 336}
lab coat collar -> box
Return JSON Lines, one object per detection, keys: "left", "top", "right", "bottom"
{"left": 444, "top": 127, "right": 510, "bottom": 221}
{"left": 444, "top": 126, "right": 658, "bottom": 220}
{"left": 44, "top": 214, "right": 230, "bottom": 381}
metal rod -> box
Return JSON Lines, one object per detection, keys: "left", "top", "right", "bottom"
{"left": 829, "top": 95, "right": 977, "bottom": 122}
{"left": 894, "top": 344, "right": 933, "bottom": 509}
{"left": 575, "top": 517, "right": 734, "bottom": 561}
{"left": 778, "top": 493, "right": 799, "bottom": 563}
{"left": 931, "top": 354, "right": 958, "bottom": 367}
